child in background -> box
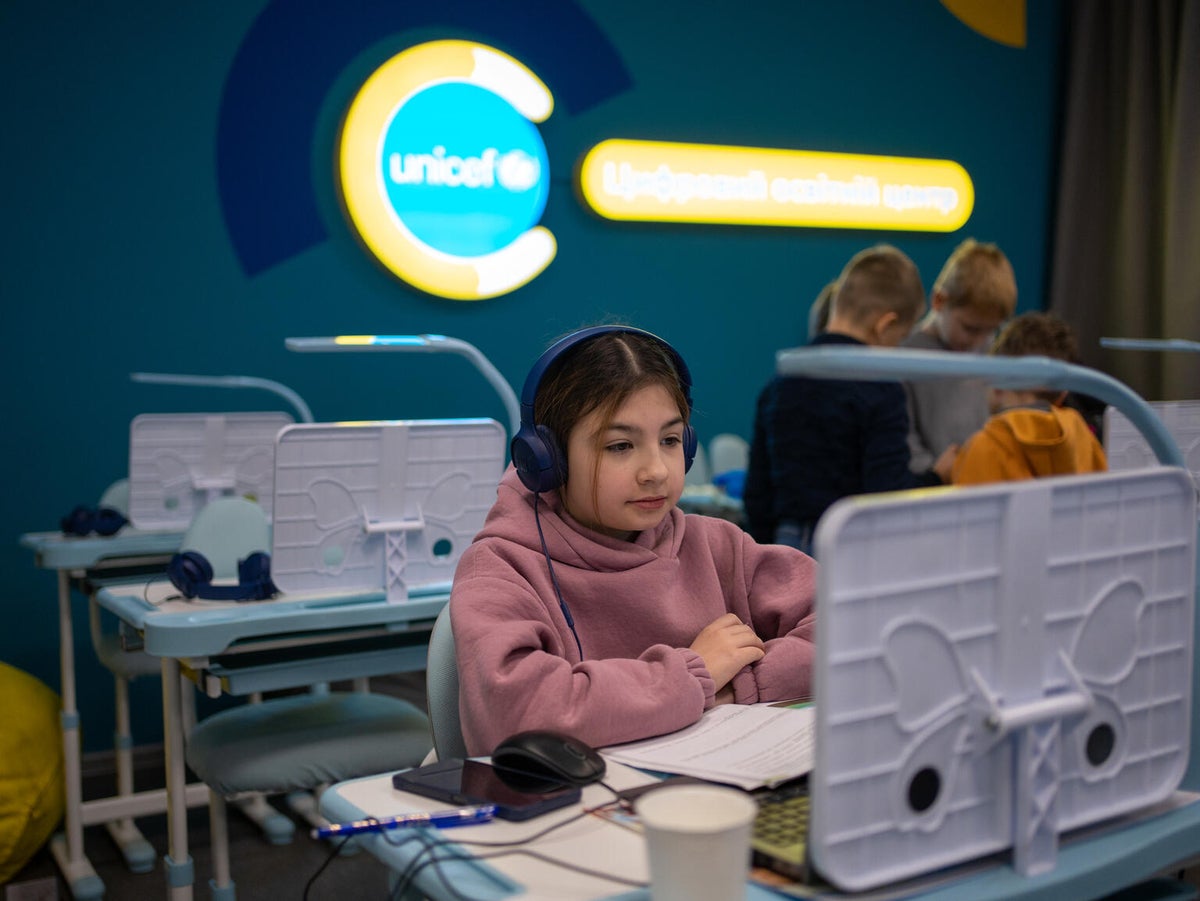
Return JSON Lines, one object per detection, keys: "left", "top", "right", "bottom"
{"left": 451, "top": 326, "right": 817, "bottom": 756}
{"left": 807, "top": 280, "right": 837, "bottom": 337}
{"left": 744, "top": 244, "right": 957, "bottom": 553}
{"left": 952, "top": 312, "right": 1107, "bottom": 484}
{"left": 903, "top": 238, "right": 1018, "bottom": 472}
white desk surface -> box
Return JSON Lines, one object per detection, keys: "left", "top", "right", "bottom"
{"left": 321, "top": 760, "right": 765, "bottom": 901}
{"left": 93, "top": 577, "right": 449, "bottom": 658}
{"left": 322, "top": 763, "right": 1200, "bottom": 901}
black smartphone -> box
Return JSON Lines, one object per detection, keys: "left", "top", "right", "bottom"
{"left": 391, "top": 758, "right": 582, "bottom": 821}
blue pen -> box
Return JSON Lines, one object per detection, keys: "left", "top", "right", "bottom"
{"left": 312, "top": 803, "right": 498, "bottom": 840}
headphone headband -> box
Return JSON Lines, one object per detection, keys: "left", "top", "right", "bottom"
{"left": 511, "top": 325, "right": 697, "bottom": 493}
{"left": 518, "top": 325, "right": 694, "bottom": 421}
{"left": 167, "top": 549, "right": 276, "bottom": 602}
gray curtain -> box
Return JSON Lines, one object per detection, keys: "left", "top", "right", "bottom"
{"left": 1050, "top": 0, "right": 1200, "bottom": 401}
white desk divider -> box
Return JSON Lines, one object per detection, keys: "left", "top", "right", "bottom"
{"left": 270, "top": 419, "right": 506, "bottom": 602}
{"left": 127, "top": 411, "right": 293, "bottom": 530}
{"left": 776, "top": 346, "right": 1198, "bottom": 890}
{"left": 1105, "top": 401, "right": 1200, "bottom": 492}
{"left": 810, "top": 467, "right": 1196, "bottom": 890}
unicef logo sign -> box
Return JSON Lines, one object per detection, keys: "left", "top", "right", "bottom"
{"left": 339, "top": 42, "right": 556, "bottom": 300}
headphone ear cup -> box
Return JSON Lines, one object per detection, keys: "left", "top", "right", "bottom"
{"left": 511, "top": 423, "right": 564, "bottom": 493}
{"left": 60, "top": 505, "right": 92, "bottom": 536}
{"left": 537, "top": 425, "right": 568, "bottom": 490}
{"left": 168, "top": 550, "right": 212, "bottom": 599}
{"left": 93, "top": 507, "right": 128, "bottom": 537}
{"left": 237, "top": 552, "right": 276, "bottom": 600}
{"left": 682, "top": 424, "right": 698, "bottom": 474}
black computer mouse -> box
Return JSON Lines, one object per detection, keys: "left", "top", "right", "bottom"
{"left": 491, "top": 730, "right": 607, "bottom": 793}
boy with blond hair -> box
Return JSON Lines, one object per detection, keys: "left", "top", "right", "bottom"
{"left": 952, "top": 312, "right": 1106, "bottom": 485}
{"left": 745, "top": 244, "right": 957, "bottom": 553}
{"left": 903, "top": 238, "right": 1018, "bottom": 472}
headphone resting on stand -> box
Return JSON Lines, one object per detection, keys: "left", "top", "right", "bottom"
{"left": 509, "top": 325, "right": 698, "bottom": 659}
{"left": 167, "top": 550, "right": 277, "bottom": 601}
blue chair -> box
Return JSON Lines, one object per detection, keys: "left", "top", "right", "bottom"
{"left": 425, "top": 604, "right": 468, "bottom": 762}
{"left": 176, "top": 497, "right": 433, "bottom": 900}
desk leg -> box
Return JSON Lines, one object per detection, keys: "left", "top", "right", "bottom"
{"left": 161, "top": 657, "right": 194, "bottom": 901}
{"left": 50, "top": 569, "right": 105, "bottom": 900}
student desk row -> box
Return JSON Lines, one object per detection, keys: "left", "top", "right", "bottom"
{"left": 19, "top": 527, "right": 186, "bottom": 900}
{"left": 91, "top": 576, "right": 449, "bottom": 901}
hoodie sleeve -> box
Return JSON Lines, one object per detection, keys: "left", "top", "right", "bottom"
{"left": 450, "top": 546, "right": 713, "bottom": 757}
{"left": 727, "top": 531, "right": 817, "bottom": 705}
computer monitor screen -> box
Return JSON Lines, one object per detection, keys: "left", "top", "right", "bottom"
{"left": 269, "top": 419, "right": 506, "bottom": 600}
{"left": 127, "top": 412, "right": 294, "bottom": 530}
{"left": 810, "top": 468, "right": 1196, "bottom": 891}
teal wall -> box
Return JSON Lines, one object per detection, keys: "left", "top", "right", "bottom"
{"left": 3, "top": 0, "right": 1063, "bottom": 751}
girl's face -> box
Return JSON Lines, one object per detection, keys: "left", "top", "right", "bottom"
{"left": 562, "top": 383, "right": 687, "bottom": 541}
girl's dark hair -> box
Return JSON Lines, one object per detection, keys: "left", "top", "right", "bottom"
{"left": 535, "top": 330, "right": 690, "bottom": 505}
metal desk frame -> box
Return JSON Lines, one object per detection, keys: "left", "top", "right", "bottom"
{"left": 19, "top": 529, "right": 199, "bottom": 901}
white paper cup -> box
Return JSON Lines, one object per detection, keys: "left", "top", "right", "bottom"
{"left": 635, "top": 783, "right": 758, "bottom": 901}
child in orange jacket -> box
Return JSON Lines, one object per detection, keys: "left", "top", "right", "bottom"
{"left": 952, "top": 312, "right": 1107, "bottom": 485}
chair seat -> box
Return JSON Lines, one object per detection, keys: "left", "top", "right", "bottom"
{"left": 186, "top": 692, "right": 430, "bottom": 796}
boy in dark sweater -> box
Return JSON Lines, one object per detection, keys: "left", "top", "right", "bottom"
{"left": 745, "top": 245, "right": 957, "bottom": 553}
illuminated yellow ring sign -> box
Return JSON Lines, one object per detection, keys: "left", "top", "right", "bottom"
{"left": 578, "top": 139, "right": 974, "bottom": 232}
{"left": 339, "top": 41, "right": 556, "bottom": 300}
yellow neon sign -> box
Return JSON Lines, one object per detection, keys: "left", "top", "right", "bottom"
{"left": 578, "top": 139, "right": 974, "bottom": 232}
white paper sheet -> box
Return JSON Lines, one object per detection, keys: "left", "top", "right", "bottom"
{"left": 601, "top": 703, "right": 815, "bottom": 790}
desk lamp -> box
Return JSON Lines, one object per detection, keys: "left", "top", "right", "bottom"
{"left": 775, "top": 346, "right": 1185, "bottom": 469}
{"left": 285, "top": 334, "right": 520, "bottom": 439}
{"left": 1101, "top": 337, "right": 1200, "bottom": 353}
{"left": 129, "top": 372, "right": 315, "bottom": 423}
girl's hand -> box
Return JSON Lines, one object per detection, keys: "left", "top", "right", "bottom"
{"left": 714, "top": 685, "right": 736, "bottom": 706}
{"left": 690, "top": 613, "right": 765, "bottom": 690}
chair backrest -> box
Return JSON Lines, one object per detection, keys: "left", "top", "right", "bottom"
{"left": 709, "top": 433, "right": 749, "bottom": 476}
{"left": 180, "top": 496, "right": 271, "bottom": 581}
{"left": 98, "top": 478, "right": 130, "bottom": 516}
{"left": 426, "top": 604, "right": 468, "bottom": 761}
{"left": 684, "top": 443, "right": 711, "bottom": 486}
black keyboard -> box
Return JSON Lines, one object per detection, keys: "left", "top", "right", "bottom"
{"left": 751, "top": 779, "right": 810, "bottom": 882}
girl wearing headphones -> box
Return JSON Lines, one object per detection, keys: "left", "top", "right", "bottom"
{"left": 450, "top": 326, "right": 816, "bottom": 756}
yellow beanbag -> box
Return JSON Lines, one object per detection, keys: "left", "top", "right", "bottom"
{"left": 0, "top": 662, "right": 64, "bottom": 884}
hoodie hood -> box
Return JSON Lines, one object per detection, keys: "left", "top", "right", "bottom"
{"left": 993, "top": 406, "right": 1077, "bottom": 475}
{"left": 954, "top": 405, "right": 1107, "bottom": 483}
{"left": 474, "top": 465, "right": 687, "bottom": 573}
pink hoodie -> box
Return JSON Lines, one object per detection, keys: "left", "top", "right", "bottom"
{"left": 451, "top": 466, "right": 817, "bottom": 756}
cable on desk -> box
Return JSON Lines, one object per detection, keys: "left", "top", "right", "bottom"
{"left": 388, "top": 783, "right": 647, "bottom": 901}
{"left": 143, "top": 575, "right": 181, "bottom": 607}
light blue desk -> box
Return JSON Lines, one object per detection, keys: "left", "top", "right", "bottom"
{"left": 319, "top": 761, "right": 1200, "bottom": 901}
{"left": 20, "top": 528, "right": 184, "bottom": 900}
{"left": 93, "top": 577, "right": 449, "bottom": 901}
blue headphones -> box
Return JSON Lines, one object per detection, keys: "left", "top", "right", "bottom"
{"left": 510, "top": 325, "right": 698, "bottom": 494}
{"left": 167, "top": 549, "right": 277, "bottom": 601}
{"left": 61, "top": 505, "right": 129, "bottom": 537}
